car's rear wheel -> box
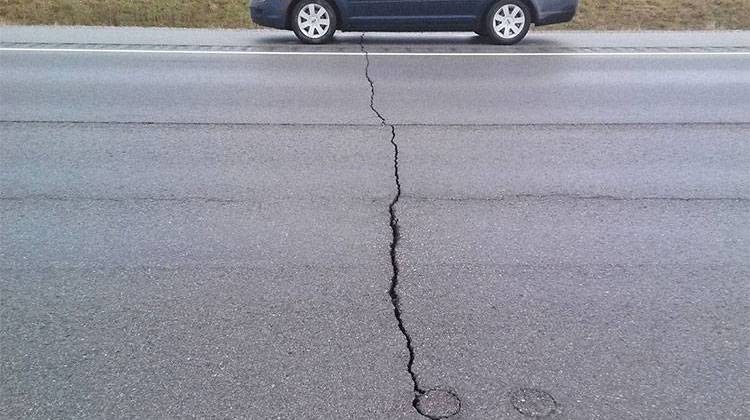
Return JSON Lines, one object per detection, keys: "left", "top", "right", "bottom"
{"left": 485, "top": 0, "right": 531, "bottom": 45}
{"left": 292, "top": 0, "right": 337, "bottom": 44}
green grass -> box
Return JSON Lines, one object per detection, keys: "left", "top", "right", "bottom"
{"left": 0, "top": 0, "right": 252, "bottom": 28}
{"left": 562, "top": 0, "right": 750, "bottom": 30}
{"left": 1, "top": 0, "right": 749, "bottom": 29}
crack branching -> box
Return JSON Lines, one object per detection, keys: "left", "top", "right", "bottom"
{"left": 360, "top": 34, "right": 428, "bottom": 413}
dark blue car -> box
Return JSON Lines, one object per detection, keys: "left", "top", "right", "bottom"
{"left": 251, "top": 0, "right": 577, "bottom": 44}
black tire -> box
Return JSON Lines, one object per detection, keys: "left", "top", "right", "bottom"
{"left": 485, "top": 0, "right": 531, "bottom": 45}
{"left": 291, "top": 0, "right": 337, "bottom": 44}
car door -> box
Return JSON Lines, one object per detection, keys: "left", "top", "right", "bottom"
{"left": 347, "top": 0, "right": 479, "bottom": 30}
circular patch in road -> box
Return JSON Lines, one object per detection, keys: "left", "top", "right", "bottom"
{"left": 415, "top": 389, "right": 461, "bottom": 419}
{"left": 510, "top": 388, "right": 558, "bottom": 417}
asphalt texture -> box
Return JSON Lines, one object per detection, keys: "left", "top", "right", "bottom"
{"left": 1, "top": 27, "right": 749, "bottom": 419}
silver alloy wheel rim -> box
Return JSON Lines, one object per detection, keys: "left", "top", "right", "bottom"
{"left": 493, "top": 4, "right": 525, "bottom": 39}
{"left": 297, "top": 3, "right": 331, "bottom": 39}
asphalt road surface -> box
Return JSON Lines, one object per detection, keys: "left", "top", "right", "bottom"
{"left": 1, "top": 27, "right": 749, "bottom": 419}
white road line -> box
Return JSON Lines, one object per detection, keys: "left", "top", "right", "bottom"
{"left": 1, "top": 47, "right": 749, "bottom": 57}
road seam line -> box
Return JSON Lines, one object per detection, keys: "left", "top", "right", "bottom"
{"left": 3, "top": 121, "right": 749, "bottom": 127}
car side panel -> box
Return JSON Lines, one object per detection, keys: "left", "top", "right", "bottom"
{"left": 344, "top": 0, "right": 481, "bottom": 30}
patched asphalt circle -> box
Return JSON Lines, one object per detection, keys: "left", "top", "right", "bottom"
{"left": 415, "top": 388, "right": 461, "bottom": 419}
{"left": 510, "top": 388, "right": 559, "bottom": 417}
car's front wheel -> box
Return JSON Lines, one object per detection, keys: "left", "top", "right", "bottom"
{"left": 485, "top": 0, "right": 531, "bottom": 45}
{"left": 291, "top": 0, "right": 337, "bottom": 44}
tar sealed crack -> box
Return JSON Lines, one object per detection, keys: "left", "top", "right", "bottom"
{"left": 361, "top": 34, "right": 457, "bottom": 419}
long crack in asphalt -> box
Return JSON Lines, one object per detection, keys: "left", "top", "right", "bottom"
{"left": 360, "top": 34, "right": 452, "bottom": 419}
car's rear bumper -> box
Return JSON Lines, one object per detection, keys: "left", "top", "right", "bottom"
{"left": 536, "top": 9, "right": 576, "bottom": 25}
{"left": 250, "top": 0, "right": 289, "bottom": 29}
{"left": 534, "top": 0, "right": 578, "bottom": 26}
